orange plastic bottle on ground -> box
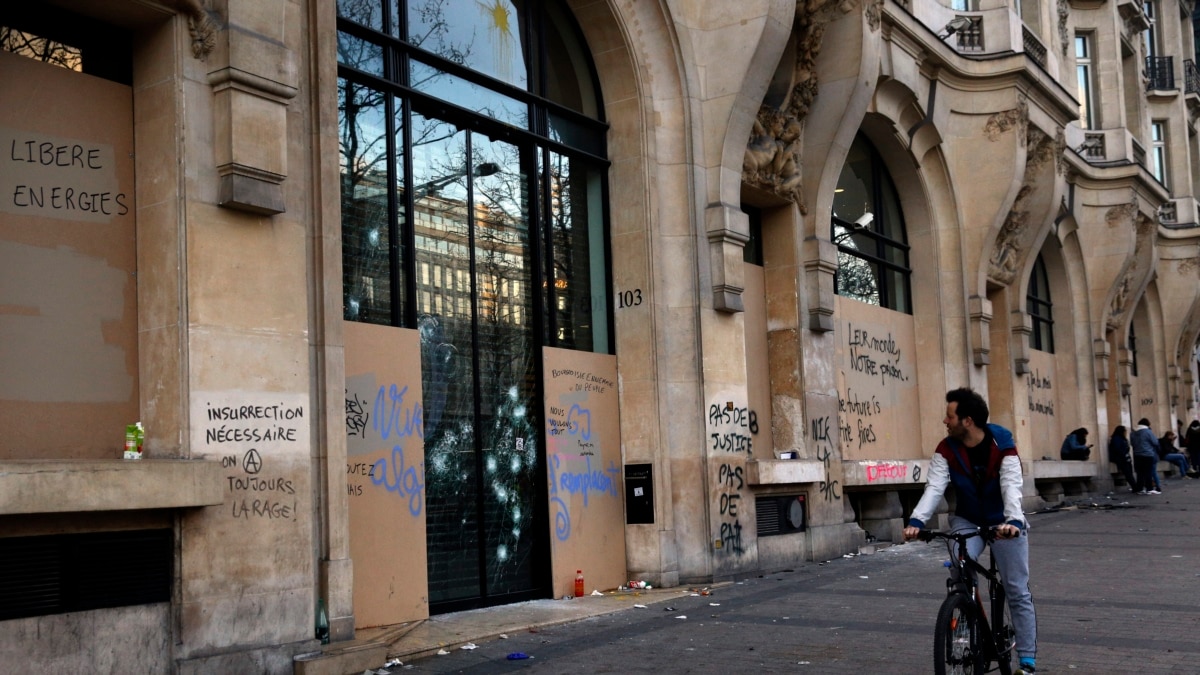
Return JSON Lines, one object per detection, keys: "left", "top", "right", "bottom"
{"left": 574, "top": 570, "right": 584, "bottom": 597}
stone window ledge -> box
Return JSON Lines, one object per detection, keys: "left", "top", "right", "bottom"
{"left": 747, "top": 459, "right": 826, "bottom": 486}
{"left": 0, "top": 460, "right": 224, "bottom": 515}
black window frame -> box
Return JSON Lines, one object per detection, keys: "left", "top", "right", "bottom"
{"left": 1027, "top": 254, "right": 1055, "bottom": 353}
{"left": 831, "top": 135, "right": 913, "bottom": 314}
{"left": 336, "top": 0, "right": 613, "bottom": 352}
{"left": 1129, "top": 320, "right": 1139, "bottom": 377}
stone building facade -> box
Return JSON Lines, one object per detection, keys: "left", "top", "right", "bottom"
{"left": 1, "top": 0, "right": 1198, "bottom": 671}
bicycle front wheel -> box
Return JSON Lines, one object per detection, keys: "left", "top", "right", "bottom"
{"left": 934, "top": 593, "right": 983, "bottom": 675}
{"left": 991, "top": 582, "right": 1016, "bottom": 675}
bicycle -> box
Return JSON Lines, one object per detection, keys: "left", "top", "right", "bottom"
{"left": 918, "top": 528, "right": 1017, "bottom": 675}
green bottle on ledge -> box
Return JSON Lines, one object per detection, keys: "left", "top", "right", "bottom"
{"left": 316, "top": 598, "right": 330, "bottom": 645}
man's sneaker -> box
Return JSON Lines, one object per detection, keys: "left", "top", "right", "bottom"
{"left": 1015, "top": 658, "right": 1037, "bottom": 674}
{"left": 1149, "top": 489, "right": 1163, "bottom": 495}
{"left": 1137, "top": 490, "right": 1149, "bottom": 495}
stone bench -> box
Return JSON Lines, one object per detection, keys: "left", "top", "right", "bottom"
{"left": 1109, "top": 460, "right": 1185, "bottom": 486}
{"left": 1031, "top": 459, "right": 1096, "bottom": 480}
{"left": 1031, "top": 460, "right": 1095, "bottom": 503}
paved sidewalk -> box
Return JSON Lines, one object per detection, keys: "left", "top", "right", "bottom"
{"left": 321, "top": 478, "right": 1200, "bottom": 673}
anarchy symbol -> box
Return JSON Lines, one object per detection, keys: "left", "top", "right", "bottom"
{"left": 243, "top": 449, "right": 262, "bottom": 475}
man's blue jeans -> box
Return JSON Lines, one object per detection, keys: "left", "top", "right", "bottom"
{"left": 948, "top": 515, "right": 1037, "bottom": 661}
{"left": 1165, "top": 452, "right": 1190, "bottom": 477}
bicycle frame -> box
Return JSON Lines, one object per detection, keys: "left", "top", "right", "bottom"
{"left": 921, "top": 528, "right": 1016, "bottom": 672}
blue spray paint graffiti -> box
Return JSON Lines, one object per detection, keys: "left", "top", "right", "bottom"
{"left": 547, "top": 454, "right": 620, "bottom": 540}
{"left": 371, "top": 445, "right": 425, "bottom": 516}
{"left": 373, "top": 384, "right": 424, "bottom": 440}
{"left": 550, "top": 496, "right": 571, "bottom": 541}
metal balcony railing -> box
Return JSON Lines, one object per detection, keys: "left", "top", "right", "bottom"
{"left": 1185, "top": 59, "right": 1200, "bottom": 96}
{"left": 1146, "top": 55, "right": 1175, "bottom": 91}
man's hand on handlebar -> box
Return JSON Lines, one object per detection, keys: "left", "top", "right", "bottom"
{"left": 993, "top": 523, "right": 1020, "bottom": 539}
{"left": 903, "top": 524, "right": 1020, "bottom": 541}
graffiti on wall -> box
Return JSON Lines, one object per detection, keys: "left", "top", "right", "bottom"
{"left": 861, "top": 460, "right": 922, "bottom": 484}
{"left": 195, "top": 394, "right": 308, "bottom": 523}
{"left": 708, "top": 401, "right": 759, "bottom": 556}
{"left": 836, "top": 306, "right": 921, "bottom": 466}
{"left": 1027, "top": 368, "right": 1054, "bottom": 417}
{"left": 546, "top": 366, "right": 620, "bottom": 542}
{"left": 708, "top": 403, "right": 757, "bottom": 455}
{"left": 839, "top": 323, "right": 913, "bottom": 452}
{"left": 345, "top": 380, "right": 426, "bottom": 517}
{"left": 811, "top": 412, "right": 841, "bottom": 502}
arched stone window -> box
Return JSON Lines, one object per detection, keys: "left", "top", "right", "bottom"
{"left": 1027, "top": 254, "right": 1054, "bottom": 353}
{"left": 831, "top": 134, "right": 912, "bottom": 313}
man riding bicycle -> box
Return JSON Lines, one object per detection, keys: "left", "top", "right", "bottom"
{"left": 903, "top": 387, "right": 1038, "bottom": 674}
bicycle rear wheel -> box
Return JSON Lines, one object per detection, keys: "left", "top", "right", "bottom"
{"left": 934, "top": 593, "right": 983, "bottom": 675}
{"left": 990, "top": 582, "right": 1016, "bottom": 675}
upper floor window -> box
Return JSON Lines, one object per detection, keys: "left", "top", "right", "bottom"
{"left": 1075, "top": 34, "right": 1095, "bottom": 129}
{"left": 1128, "top": 320, "right": 1139, "bottom": 377}
{"left": 1151, "top": 120, "right": 1168, "bottom": 185}
{"left": 1026, "top": 254, "right": 1054, "bottom": 353}
{"left": 336, "top": 0, "right": 611, "bottom": 353}
{"left": 831, "top": 135, "right": 912, "bottom": 314}
{"left": 1143, "top": 1, "right": 1159, "bottom": 58}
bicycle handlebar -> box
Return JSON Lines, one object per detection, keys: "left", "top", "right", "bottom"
{"left": 916, "top": 527, "right": 1006, "bottom": 544}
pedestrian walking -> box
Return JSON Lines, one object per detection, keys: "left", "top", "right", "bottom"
{"left": 903, "top": 387, "right": 1039, "bottom": 674}
{"left": 1131, "top": 418, "right": 1162, "bottom": 494}
{"left": 1108, "top": 425, "right": 1136, "bottom": 492}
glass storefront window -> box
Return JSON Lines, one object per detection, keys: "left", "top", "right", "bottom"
{"left": 337, "top": 0, "right": 610, "bottom": 613}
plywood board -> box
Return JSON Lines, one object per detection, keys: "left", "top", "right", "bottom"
{"left": 344, "top": 321, "right": 428, "bottom": 626}
{"left": 0, "top": 50, "right": 137, "bottom": 458}
{"left": 543, "top": 347, "right": 626, "bottom": 597}
{"left": 835, "top": 299, "right": 922, "bottom": 462}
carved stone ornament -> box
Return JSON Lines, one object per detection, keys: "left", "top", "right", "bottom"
{"left": 745, "top": 108, "right": 806, "bottom": 209}
{"left": 1053, "top": 128, "right": 1068, "bottom": 176}
{"left": 1057, "top": 0, "right": 1069, "bottom": 56}
{"left": 1104, "top": 200, "right": 1137, "bottom": 229}
{"left": 742, "top": 0, "right": 854, "bottom": 212}
{"left": 163, "top": 0, "right": 217, "bottom": 59}
{"left": 1108, "top": 275, "right": 1132, "bottom": 329}
{"left": 983, "top": 97, "right": 1029, "bottom": 143}
{"left": 1105, "top": 202, "right": 1152, "bottom": 331}
{"left": 988, "top": 185, "right": 1032, "bottom": 285}
{"left": 865, "top": 0, "right": 884, "bottom": 32}
{"left": 1025, "top": 126, "right": 1058, "bottom": 173}
{"left": 987, "top": 125, "right": 1050, "bottom": 285}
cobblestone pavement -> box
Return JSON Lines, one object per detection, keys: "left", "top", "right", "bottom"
{"left": 391, "top": 480, "right": 1200, "bottom": 674}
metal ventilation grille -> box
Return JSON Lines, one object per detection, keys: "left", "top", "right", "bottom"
{"left": 757, "top": 497, "right": 783, "bottom": 536}
{"left": 756, "top": 495, "right": 806, "bottom": 537}
{"left": 0, "top": 529, "right": 171, "bottom": 621}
